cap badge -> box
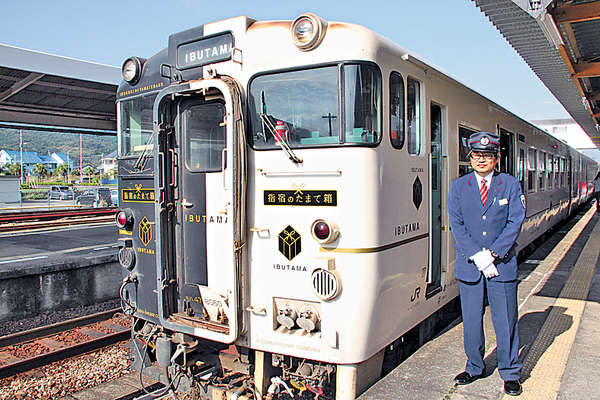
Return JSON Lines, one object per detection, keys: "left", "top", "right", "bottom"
{"left": 481, "top": 137, "right": 490, "bottom": 146}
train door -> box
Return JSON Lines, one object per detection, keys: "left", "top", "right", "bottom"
{"left": 155, "top": 79, "right": 244, "bottom": 343}
{"left": 427, "top": 103, "right": 444, "bottom": 297}
{"left": 499, "top": 128, "right": 514, "bottom": 175}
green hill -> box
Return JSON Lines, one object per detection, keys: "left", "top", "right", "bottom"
{"left": 0, "top": 129, "right": 116, "bottom": 167}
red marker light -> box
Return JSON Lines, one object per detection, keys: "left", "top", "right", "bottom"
{"left": 116, "top": 211, "right": 128, "bottom": 228}
{"left": 313, "top": 221, "right": 330, "bottom": 241}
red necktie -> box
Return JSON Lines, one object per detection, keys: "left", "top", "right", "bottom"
{"left": 480, "top": 178, "right": 489, "bottom": 205}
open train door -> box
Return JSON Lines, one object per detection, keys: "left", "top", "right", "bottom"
{"left": 154, "top": 78, "right": 246, "bottom": 344}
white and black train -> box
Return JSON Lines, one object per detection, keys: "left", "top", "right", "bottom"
{"left": 115, "top": 13, "right": 598, "bottom": 399}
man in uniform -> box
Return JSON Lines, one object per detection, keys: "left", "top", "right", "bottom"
{"left": 448, "top": 131, "right": 525, "bottom": 396}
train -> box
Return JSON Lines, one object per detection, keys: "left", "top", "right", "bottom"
{"left": 114, "top": 13, "right": 598, "bottom": 400}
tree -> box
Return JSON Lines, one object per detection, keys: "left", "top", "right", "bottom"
{"left": 54, "top": 163, "right": 69, "bottom": 179}
{"left": 6, "top": 163, "right": 21, "bottom": 176}
{"left": 33, "top": 163, "right": 48, "bottom": 177}
{"left": 83, "top": 166, "right": 95, "bottom": 176}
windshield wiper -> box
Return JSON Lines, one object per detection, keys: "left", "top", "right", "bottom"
{"left": 133, "top": 130, "right": 156, "bottom": 171}
{"left": 260, "top": 114, "right": 303, "bottom": 164}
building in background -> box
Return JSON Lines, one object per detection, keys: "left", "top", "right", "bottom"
{"left": 532, "top": 119, "right": 600, "bottom": 164}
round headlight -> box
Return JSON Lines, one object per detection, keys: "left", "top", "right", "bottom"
{"left": 291, "top": 13, "right": 327, "bottom": 51}
{"left": 121, "top": 57, "right": 143, "bottom": 84}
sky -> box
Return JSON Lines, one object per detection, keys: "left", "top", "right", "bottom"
{"left": 0, "top": 0, "right": 594, "bottom": 148}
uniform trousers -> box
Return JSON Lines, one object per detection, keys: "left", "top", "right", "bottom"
{"left": 459, "top": 276, "right": 521, "bottom": 381}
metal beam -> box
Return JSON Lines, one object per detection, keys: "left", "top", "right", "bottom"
{"left": 0, "top": 121, "right": 115, "bottom": 136}
{"left": 0, "top": 106, "right": 115, "bottom": 132}
{"left": 0, "top": 73, "right": 44, "bottom": 102}
{"left": 573, "top": 61, "right": 600, "bottom": 78}
{"left": 553, "top": 2, "right": 600, "bottom": 24}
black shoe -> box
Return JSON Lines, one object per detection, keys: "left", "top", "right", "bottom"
{"left": 454, "top": 371, "right": 482, "bottom": 385}
{"left": 504, "top": 380, "right": 522, "bottom": 396}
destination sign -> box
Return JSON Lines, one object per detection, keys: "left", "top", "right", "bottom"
{"left": 264, "top": 190, "right": 337, "bottom": 207}
{"left": 177, "top": 32, "right": 233, "bottom": 69}
{"left": 122, "top": 188, "right": 155, "bottom": 203}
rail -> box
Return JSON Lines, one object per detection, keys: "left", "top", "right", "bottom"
{"left": 0, "top": 308, "right": 129, "bottom": 378}
{"left": 0, "top": 207, "right": 117, "bottom": 232}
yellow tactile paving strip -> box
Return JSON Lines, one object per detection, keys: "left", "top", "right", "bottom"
{"left": 504, "top": 208, "right": 600, "bottom": 400}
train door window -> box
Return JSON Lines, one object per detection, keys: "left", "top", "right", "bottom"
{"left": 499, "top": 128, "right": 514, "bottom": 175}
{"left": 407, "top": 77, "right": 421, "bottom": 155}
{"left": 428, "top": 102, "right": 443, "bottom": 297}
{"left": 518, "top": 148, "right": 525, "bottom": 191}
{"left": 458, "top": 126, "right": 476, "bottom": 176}
{"left": 527, "top": 148, "right": 537, "bottom": 192}
{"left": 389, "top": 72, "right": 405, "bottom": 149}
{"left": 539, "top": 151, "right": 546, "bottom": 190}
{"left": 548, "top": 154, "right": 553, "bottom": 189}
{"left": 183, "top": 102, "right": 226, "bottom": 172}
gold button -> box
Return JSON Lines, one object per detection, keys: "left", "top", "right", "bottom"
{"left": 482, "top": 216, "right": 487, "bottom": 220}
{"left": 483, "top": 232, "right": 487, "bottom": 236}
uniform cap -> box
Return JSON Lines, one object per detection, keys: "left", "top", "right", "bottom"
{"left": 468, "top": 131, "right": 500, "bottom": 153}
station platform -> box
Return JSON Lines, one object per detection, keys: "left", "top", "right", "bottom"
{"left": 360, "top": 204, "right": 600, "bottom": 400}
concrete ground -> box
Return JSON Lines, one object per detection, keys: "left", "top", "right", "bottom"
{"left": 360, "top": 205, "right": 600, "bottom": 400}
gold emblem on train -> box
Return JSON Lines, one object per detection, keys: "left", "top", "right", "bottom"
{"left": 278, "top": 225, "right": 301, "bottom": 261}
{"left": 139, "top": 217, "right": 152, "bottom": 246}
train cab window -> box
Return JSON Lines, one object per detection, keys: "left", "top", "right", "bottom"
{"left": 539, "top": 151, "right": 546, "bottom": 190}
{"left": 407, "top": 77, "right": 421, "bottom": 155}
{"left": 527, "top": 148, "right": 537, "bottom": 192}
{"left": 183, "top": 102, "right": 226, "bottom": 172}
{"left": 548, "top": 154, "right": 553, "bottom": 189}
{"left": 344, "top": 64, "right": 382, "bottom": 144}
{"left": 458, "top": 126, "right": 476, "bottom": 176}
{"left": 118, "top": 94, "right": 157, "bottom": 157}
{"left": 248, "top": 63, "right": 381, "bottom": 149}
{"left": 389, "top": 72, "right": 405, "bottom": 149}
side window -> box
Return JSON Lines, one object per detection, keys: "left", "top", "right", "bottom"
{"left": 554, "top": 156, "right": 560, "bottom": 187}
{"left": 458, "top": 126, "right": 476, "bottom": 176}
{"left": 518, "top": 148, "right": 525, "bottom": 191}
{"left": 407, "top": 77, "right": 421, "bottom": 155}
{"left": 539, "top": 151, "right": 546, "bottom": 190}
{"left": 548, "top": 154, "right": 553, "bottom": 189}
{"left": 389, "top": 72, "right": 405, "bottom": 149}
{"left": 527, "top": 148, "right": 537, "bottom": 192}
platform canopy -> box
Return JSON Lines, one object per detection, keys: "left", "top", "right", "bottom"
{"left": 0, "top": 44, "right": 120, "bottom": 136}
{"left": 473, "top": 0, "right": 600, "bottom": 147}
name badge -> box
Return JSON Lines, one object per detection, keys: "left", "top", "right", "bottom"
{"left": 499, "top": 198, "right": 508, "bottom": 206}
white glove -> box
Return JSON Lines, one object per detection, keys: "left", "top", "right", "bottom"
{"left": 471, "top": 249, "right": 495, "bottom": 270}
{"left": 481, "top": 263, "right": 499, "bottom": 278}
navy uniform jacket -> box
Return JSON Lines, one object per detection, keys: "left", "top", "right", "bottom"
{"left": 449, "top": 171, "right": 525, "bottom": 282}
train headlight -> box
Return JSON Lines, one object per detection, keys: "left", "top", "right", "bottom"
{"left": 121, "top": 57, "right": 144, "bottom": 84}
{"left": 311, "top": 219, "right": 339, "bottom": 244}
{"left": 116, "top": 209, "right": 134, "bottom": 230}
{"left": 291, "top": 13, "right": 327, "bottom": 51}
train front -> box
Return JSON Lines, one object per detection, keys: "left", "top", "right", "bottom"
{"left": 115, "top": 14, "right": 391, "bottom": 399}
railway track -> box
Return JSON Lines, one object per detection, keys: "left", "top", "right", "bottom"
{"left": 0, "top": 208, "right": 117, "bottom": 232}
{"left": 0, "top": 308, "right": 130, "bottom": 379}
